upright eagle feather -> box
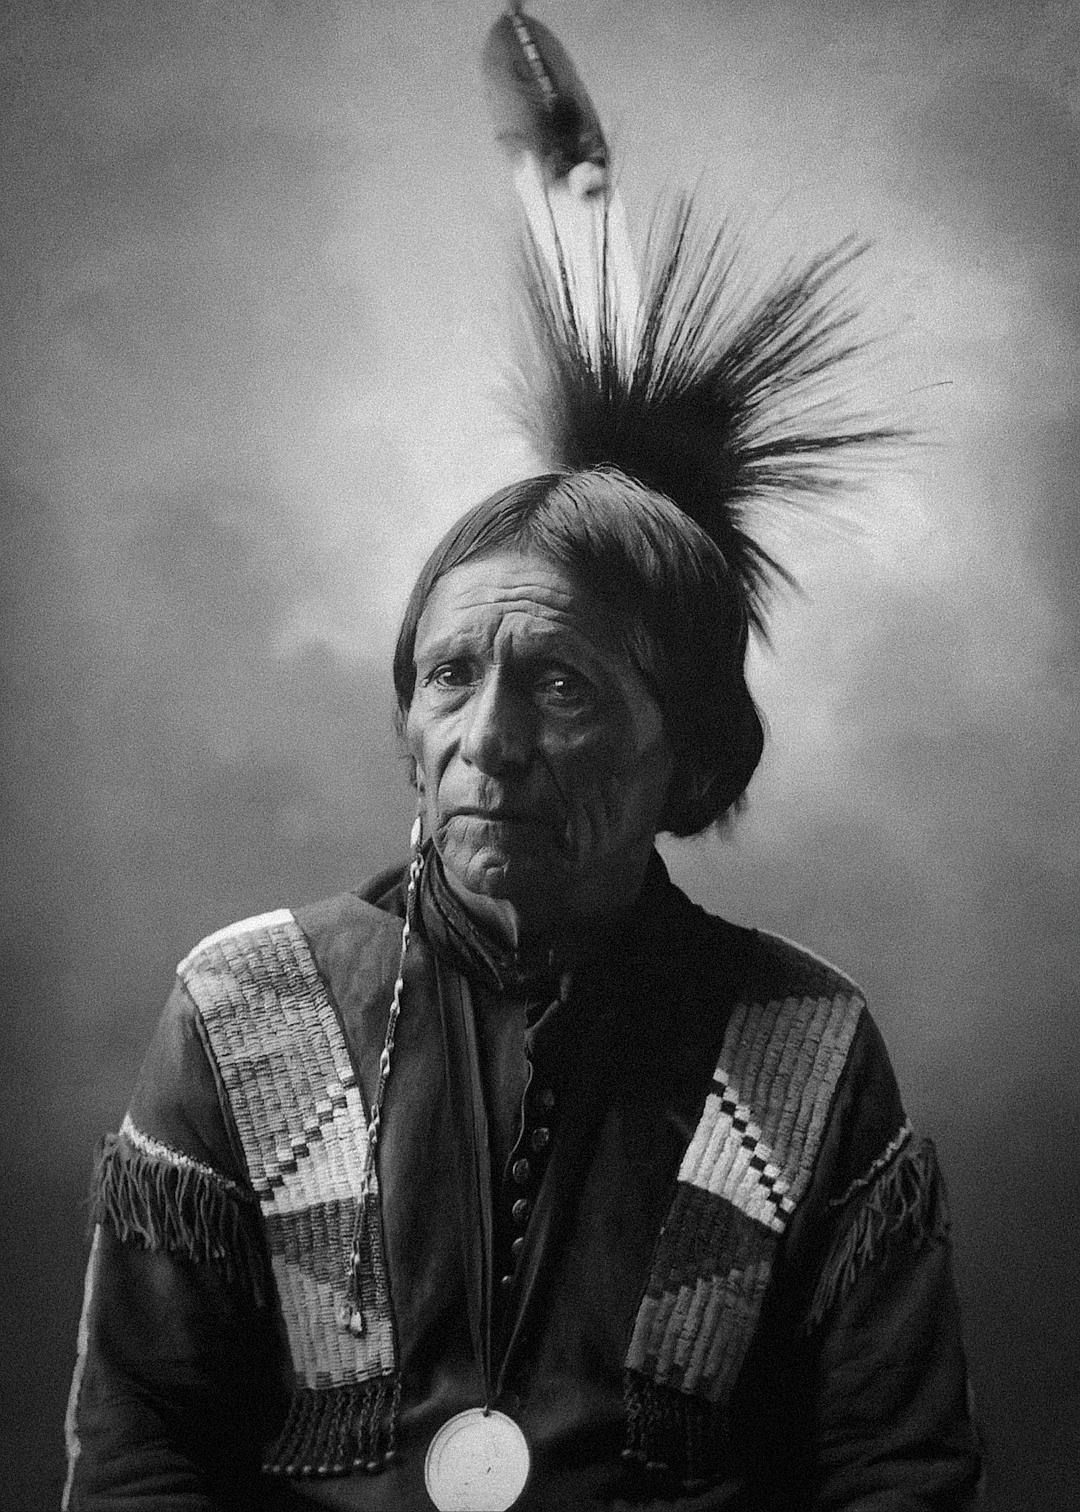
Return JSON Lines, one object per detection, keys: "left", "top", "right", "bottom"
{"left": 482, "top": 3, "right": 641, "bottom": 361}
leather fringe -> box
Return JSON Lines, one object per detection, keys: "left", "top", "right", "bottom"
{"left": 622, "top": 1371, "right": 724, "bottom": 1492}
{"left": 805, "top": 1136, "right": 951, "bottom": 1332}
{"left": 263, "top": 1377, "right": 401, "bottom": 1478}
{"left": 90, "top": 1132, "right": 270, "bottom": 1305}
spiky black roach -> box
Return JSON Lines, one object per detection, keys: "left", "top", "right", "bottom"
{"left": 508, "top": 194, "right": 900, "bottom": 636}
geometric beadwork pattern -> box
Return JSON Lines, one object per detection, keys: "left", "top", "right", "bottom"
{"left": 626, "top": 956, "right": 864, "bottom": 1405}
{"left": 684, "top": 1070, "right": 796, "bottom": 1231}
{"left": 178, "top": 911, "right": 396, "bottom": 1392}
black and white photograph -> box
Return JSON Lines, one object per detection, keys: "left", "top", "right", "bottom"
{"left": 2, "top": 2, "right": 1078, "bottom": 1508}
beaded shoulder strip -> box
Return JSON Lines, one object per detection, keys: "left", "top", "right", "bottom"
{"left": 623, "top": 939, "right": 864, "bottom": 1484}
{"left": 179, "top": 909, "right": 398, "bottom": 1475}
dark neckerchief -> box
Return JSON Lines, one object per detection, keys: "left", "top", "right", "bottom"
{"left": 419, "top": 845, "right": 679, "bottom": 1007}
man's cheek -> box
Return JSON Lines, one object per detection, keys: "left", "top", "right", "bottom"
{"left": 557, "top": 730, "right": 623, "bottom": 779}
{"left": 562, "top": 778, "right": 618, "bottom": 854}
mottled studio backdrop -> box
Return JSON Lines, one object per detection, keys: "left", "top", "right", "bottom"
{"left": 2, "top": 0, "right": 1078, "bottom": 1506}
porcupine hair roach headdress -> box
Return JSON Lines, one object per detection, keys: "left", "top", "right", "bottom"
{"left": 395, "top": 6, "right": 896, "bottom": 833}
{"left": 509, "top": 198, "right": 896, "bottom": 638}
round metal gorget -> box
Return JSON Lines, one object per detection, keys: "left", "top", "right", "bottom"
{"left": 424, "top": 1407, "right": 531, "bottom": 1511}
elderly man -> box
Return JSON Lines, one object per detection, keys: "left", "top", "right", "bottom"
{"left": 64, "top": 13, "right": 981, "bottom": 1507}
{"left": 64, "top": 459, "right": 982, "bottom": 1509}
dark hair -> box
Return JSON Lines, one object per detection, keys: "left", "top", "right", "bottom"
{"left": 393, "top": 468, "right": 765, "bottom": 835}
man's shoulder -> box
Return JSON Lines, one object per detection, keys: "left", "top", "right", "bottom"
{"left": 651, "top": 885, "right": 868, "bottom": 1110}
{"left": 665, "top": 892, "right": 898, "bottom": 1134}
{"left": 297, "top": 867, "right": 408, "bottom": 940}
{"left": 175, "top": 866, "right": 409, "bottom": 988}
{"left": 667, "top": 882, "right": 864, "bottom": 1011}
{"left": 739, "top": 926, "right": 865, "bottom": 1008}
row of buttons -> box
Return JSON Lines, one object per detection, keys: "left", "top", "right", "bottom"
{"left": 498, "top": 1085, "right": 555, "bottom": 1295}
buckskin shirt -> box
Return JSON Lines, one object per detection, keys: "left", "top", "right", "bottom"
{"left": 63, "top": 853, "right": 982, "bottom": 1509}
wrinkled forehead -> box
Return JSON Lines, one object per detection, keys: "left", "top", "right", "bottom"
{"left": 413, "top": 550, "right": 632, "bottom": 671}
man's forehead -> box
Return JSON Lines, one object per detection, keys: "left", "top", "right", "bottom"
{"left": 415, "top": 555, "right": 613, "bottom": 653}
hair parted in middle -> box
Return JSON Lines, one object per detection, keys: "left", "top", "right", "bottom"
{"left": 392, "top": 467, "right": 763, "bottom": 836}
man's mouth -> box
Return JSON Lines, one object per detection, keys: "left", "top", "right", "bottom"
{"left": 451, "top": 806, "right": 550, "bottom": 826}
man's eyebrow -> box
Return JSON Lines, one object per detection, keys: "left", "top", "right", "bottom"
{"left": 414, "top": 631, "right": 476, "bottom": 662}
{"left": 417, "top": 617, "right": 607, "bottom": 668}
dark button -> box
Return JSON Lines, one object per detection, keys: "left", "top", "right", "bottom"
{"left": 511, "top": 1235, "right": 525, "bottom": 1260}
{"left": 511, "top": 1197, "right": 531, "bottom": 1225}
{"left": 500, "top": 1272, "right": 514, "bottom": 1291}
{"left": 512, "top": 1158, "right": 531, "bottom": 1186}
{"left": 530, "top": 1126, "right": 551, "bottom": 1152}
{"left": 539, "top": 1087, "right": 556, "bottom": 1110}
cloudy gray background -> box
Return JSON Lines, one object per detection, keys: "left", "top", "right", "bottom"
{"left": 2, "top": 0, "right": 1078, "bottom": 1505}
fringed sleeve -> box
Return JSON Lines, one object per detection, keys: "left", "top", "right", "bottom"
{"left": 90, "top": 1115, "right": 270, "bottom": 1305}
{"left": 806, "top": 1130, "right": 951, "bottom": 1332}
{"left": 794, "top": 1014, "right": 983, "bottom": 1508}
{"left": 85, "top": 962, "right": 273, "bottom": 1303}
{"left": 64, "top": 982, "right": 286, "bottom": 1511}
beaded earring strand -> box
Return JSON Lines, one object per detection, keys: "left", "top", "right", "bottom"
{"left": 338, "top": 812, "right": 424, "bottom": 1337}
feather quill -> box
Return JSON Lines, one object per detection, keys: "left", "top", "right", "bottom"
{"left": 483, "top": 5, "right": 641, "bottom": 361}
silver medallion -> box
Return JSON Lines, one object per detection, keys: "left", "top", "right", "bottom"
{"left": 424, "top": 1407, "right": 531, "bottom": 1511}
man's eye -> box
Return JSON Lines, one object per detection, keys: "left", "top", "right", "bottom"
{"left": 427, "top": 662, "right": 474, "bottom": 690}
{"left": 537, "top": 672, "right": 592, "bottom": 710}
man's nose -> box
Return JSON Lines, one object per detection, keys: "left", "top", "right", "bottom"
{"left": 460, "top": 670, "right": 534, "bottom": 775}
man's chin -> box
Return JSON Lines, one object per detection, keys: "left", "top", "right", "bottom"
{"left": 438, "top": 832, "right": 567, "bottom": 904}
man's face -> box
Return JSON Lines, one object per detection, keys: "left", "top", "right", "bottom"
{"left": 405, "top": 550, "right": 674, "bottom": 936}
